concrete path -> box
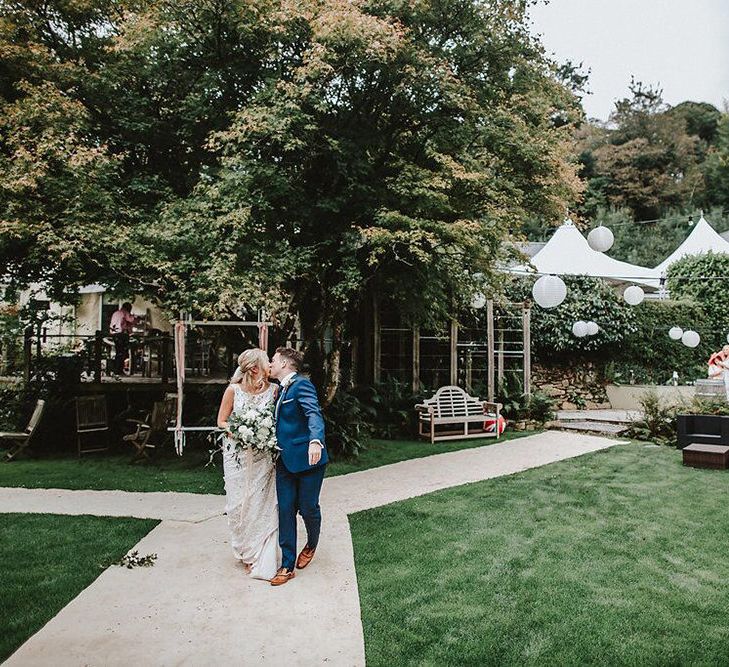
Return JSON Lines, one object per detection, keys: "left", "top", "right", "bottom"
{"left": 1, "top": 431, "right": 624, "bottom": 666}
{"left": 0, "top": 487, "right": 223, "bottom": 522}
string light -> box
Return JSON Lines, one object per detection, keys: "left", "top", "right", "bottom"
{"left": 592, "top": 209, "right": 729, "bottom": 228}
{"left": 554, "top": 209, "right": 729, "bottom": 229}
{"left": 511, "top": 270, "right": 729, "bottom": 282}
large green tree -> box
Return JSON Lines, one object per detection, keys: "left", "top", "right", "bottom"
{"left": 1, "top": 0, "right": 583, "bottom": 401}
{"left": 702, "top": 112, "right": 729, "bottom": 208}
{"left": 589, "top": 80, "right": 705, "bottom": 220}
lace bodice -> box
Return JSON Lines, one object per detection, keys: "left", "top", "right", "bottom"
{"left": 231, "top": 383, "right": 276, "bottom": 414}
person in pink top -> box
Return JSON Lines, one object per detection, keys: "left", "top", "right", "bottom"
{"left": 109, "top": 302, "right": 137, "bottom": 375}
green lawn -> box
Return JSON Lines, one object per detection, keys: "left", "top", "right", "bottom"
{"left": 0, "top": 431, "right": 530, "bottom": 493}
{"left": 350, "top": 442, "right": 729, "bottom": 666}
{"left": 0, "top": 513, "right": 158, "bottom": 662}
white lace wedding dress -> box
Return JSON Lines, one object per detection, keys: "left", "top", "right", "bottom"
{"left": 222, "top": 383, "right": 280, "bottom": 580}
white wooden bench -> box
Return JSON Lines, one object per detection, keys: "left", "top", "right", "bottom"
{"left": 415, "top": 386, "right": 503, "bottom": 444}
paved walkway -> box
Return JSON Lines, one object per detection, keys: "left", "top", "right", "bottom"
{"left": 0, "top": 431, "right": 624, "bottom": 666}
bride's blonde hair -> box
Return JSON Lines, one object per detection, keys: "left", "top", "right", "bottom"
{"left": 231, "top": 348, "right": 269, "bottom": 391}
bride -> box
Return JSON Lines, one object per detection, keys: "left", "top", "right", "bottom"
{"left": 216, "top": 348, "right": 280, "bottom": 580}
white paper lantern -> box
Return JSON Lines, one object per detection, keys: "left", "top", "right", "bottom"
{"left": 587, "top": 225, "right": 614, "bottom": 253}
{"left": 586, "top": 321, "right": 599, "bottom": 336}
{"left": 470, "top": 292, "right": 486, "bottom": 309}
{"left": 669, "top": 326, "right": 683, "bottom": 341}
{"left": 726, "top": 332, "right": 729, "bottom": 344}
{"left": 572, "top": 321, "right": 589, "bottom": 337}
{"left": 681, "top": 330, "right": 700, "bottom": 348}
{"left": 623, "top": 285, "right": 645, "bottom": 306}
{"left": 532, "top": 275, "right": 567, "bottom": 309}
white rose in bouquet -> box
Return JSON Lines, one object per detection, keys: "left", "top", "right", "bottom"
{"left": 220, "top": 399, "right": 280, "bottom": 465}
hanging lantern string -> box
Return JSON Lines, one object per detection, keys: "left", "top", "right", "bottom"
{"left": 570, "top": 209, "right": 729, "bottom": 228}
{"left": 513, "top": 270, "right": 729, "bottom": 282}
{"left": 566, "top": 325, "right": 729, "bottom": 335}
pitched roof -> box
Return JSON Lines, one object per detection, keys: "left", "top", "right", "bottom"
{"left": 510, "top": 219, "right": 659, "bottom": 288}
{"left": 654, "top": 215, "right": 729, "bottom": 275}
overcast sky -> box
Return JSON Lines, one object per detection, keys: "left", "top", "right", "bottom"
{"left": 528, "top": 0, "right": 729, "bottom": 121}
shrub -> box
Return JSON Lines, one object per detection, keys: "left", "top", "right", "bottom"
{"left": 493, "top": 375, "right": 554, "bottom": 424}
{"left": 526, "top": 391, "right": 556, "bottom": 424}
{"left": 627, "top": 391, "right": 729, "bottom": 446}
{"left": 625, "top": 390, "right": 680, "bottom": 446}
{"left": 353, "top": 379, "right": 427, "bottom": 439}
{"left": 323, "top": 389, "right": 371, "bottom": 459}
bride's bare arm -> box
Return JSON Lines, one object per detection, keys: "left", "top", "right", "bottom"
{"left": 217, "top": 386, "right": 235, "bottom": 429}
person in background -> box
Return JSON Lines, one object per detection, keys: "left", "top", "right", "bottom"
{"left": 707, "top": 348, "right": 726, "bottom": 379}
{"left": 109, "top": 302, "right": 137, "bottom": 376}
{"left": 712, "top": 345, "right": 729, "bottom": 401}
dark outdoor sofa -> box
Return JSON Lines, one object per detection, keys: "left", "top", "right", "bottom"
{"left": 677, "top": 414, "right": 729, "bottom": 449}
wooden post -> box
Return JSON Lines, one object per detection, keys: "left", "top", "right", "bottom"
{"left": 93, "top": 330, "right": 103, "bottom": 383}
{"left": 487, "top": 300, "right": 495, "bottom": 402}
{"left": 412, "top": 326, "right": 421, "bottom": 393}
{"left": 523, "top": 303, "right": 532, "bottom": 396}
{"left": 465, "top": 349, "right": 473, "bottom": 393}
{"left": 373, "top": 295, "right": 381, "bottom": 384}
{"left": 449, "top": 319, "right": 458, "bottom": 386}
{"left": 161, "top": 331, "right": 171, "bottom": 384}
{"left": 362, "top": 297, "right": 372, "bottom": 384}
{"left": 23, "top": 327, "right": 32, "bottom": 384}
{"left": 497, "top": 329, "right": 504, "bottom": 386}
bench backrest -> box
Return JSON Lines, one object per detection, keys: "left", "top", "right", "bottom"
{"left": 26, "top": 399, "right": 46, "bottom": 435}
{"left": 422, "top": 386, "right": 484, "bottom": 418}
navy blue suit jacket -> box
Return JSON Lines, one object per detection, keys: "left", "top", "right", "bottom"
{"left": 275, "top": 374, "right": 327, "bottom": 473}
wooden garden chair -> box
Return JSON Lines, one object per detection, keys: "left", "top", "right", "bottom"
{"left": 123, "top": 398, "right": 175, "bottom": 462}
{"left": 1, "top": 399, "right": 46, "bottom": 461}
{"left": 76, "top": 395, "right": 110, "bottom": 457}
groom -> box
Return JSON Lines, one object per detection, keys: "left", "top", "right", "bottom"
{"left": 268, "top": 347, "right": 328, "bottom": 586}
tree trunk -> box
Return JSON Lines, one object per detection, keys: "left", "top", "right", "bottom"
{"left": 322, "top": 321, "right": 343, "bottom": 408}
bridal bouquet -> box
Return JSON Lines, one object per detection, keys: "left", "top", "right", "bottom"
{"left": 221, "top": 402, "right": 280, "bottom": 462}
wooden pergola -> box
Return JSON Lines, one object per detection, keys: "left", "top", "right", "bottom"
{"left": 372, "top": 300, "right": 531, "bottom": 400}
{"left": 171, "top": 313, "right": 271, "bottom": 454}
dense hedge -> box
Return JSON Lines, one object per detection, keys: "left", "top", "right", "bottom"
{"left": 668, "top": 252, "right": 729, "bottom": 350}
{"left": 613, "top": 299, "right": 709, "bottom": 384}
{"left": 524, "top": 276, "right": 637, "bottom": 358}
{"left": 508, "top": 275, "right": 713, "bottom": 384}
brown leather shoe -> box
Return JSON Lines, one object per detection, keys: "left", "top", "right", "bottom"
{"left": 270, "top": 567, "right": 295, "bottom": 586}
{"left": 296, "top": 546, "right": 316, "bottom": 570}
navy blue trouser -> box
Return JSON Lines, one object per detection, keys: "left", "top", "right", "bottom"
{"left": 276, "top": 460, "right": 326, "bottom": 571}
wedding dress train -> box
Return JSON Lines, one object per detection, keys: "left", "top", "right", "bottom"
{"left": 222, "top": 384, "right": 280, "bottom": 580}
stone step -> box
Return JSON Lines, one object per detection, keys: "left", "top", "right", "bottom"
{"left": 552, "top": 420, "right": 630, "bottom": 436}
{"left": 556, "top": 409, "right": 641, "bottom": 424}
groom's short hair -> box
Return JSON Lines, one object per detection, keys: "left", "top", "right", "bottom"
{"left": 275, "top": 347, "right": 303, "bottom": 371}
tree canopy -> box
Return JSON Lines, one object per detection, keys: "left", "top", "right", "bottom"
{"left": 0, "top": 0, "right": 584, "bottom": 397}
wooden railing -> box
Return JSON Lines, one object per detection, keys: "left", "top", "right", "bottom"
{"left": 19, "top": 328, "right": 175, "bottom": 384}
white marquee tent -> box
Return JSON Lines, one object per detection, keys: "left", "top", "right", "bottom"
{"left": 653, "top": 214, "right": 729, "bottom": 276}
{"left": 510, "top": 219, "right": 660, "bottom": 289}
